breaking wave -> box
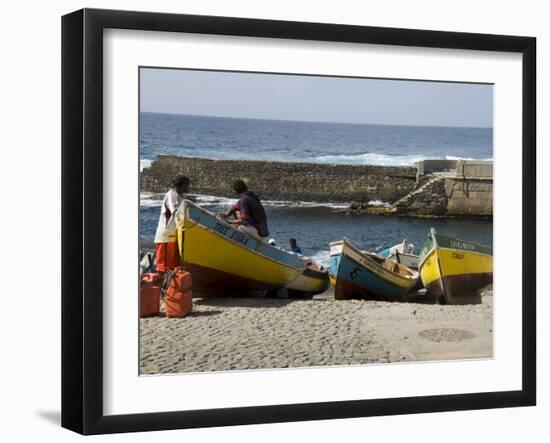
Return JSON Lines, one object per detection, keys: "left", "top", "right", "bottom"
{"left": 140, "top": 193, "right": 350, "bottom": 210}
{"left": 367, "top": 200, "right": 390, "bottom": 207}
{"left": 314, "top": 152, "right": 491, "bottom": 166}
{"left": 309, "top": 250, "right": 330, "bottom": 268}
{"left": 140, "top": 158, "right": 153, "bottom": 171}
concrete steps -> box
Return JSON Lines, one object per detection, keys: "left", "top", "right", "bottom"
{"left": 393, "top": 175, "right": 444, "bottom": 208}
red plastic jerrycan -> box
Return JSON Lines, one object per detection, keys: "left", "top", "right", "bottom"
{"left": 164, "top": 267, "right": 193, "bottom": 318}
{"left": 140, "top": 273, "right": 161, "bottom": 317}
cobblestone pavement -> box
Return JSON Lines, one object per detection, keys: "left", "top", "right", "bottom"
{"left": 140, "top": 290, "right": 493, "bottom": 374}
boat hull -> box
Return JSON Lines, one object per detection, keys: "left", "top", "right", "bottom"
{"left": 287, "top": 266, "right": 330, "bottom": 296}
{"left": 425, "top": 271, "right": 493, "bottom": 305}
{"left": 329, "top": 241, "right": 343, "bottom": 286}
{"left": 184, "top": 262, "right": 281, "bottom": 296}
{"left": 332, "top": 239, "right": 419, "bottom": 301}
{"left": 176, "top": 201, "right": 306, "bottom": 296}
{"left": 419, "top": 230, "right": 493, "bottom": 305}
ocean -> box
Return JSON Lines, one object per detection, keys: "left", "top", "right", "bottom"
{"left": 139, "top": 112, "right": 493, "bottom": 265}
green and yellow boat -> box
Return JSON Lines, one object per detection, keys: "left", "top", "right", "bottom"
{"left": 418, "top": 228, "right": 493, "bottom": 305}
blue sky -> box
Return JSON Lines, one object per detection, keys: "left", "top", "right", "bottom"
{"left": 140, "top": 68, "right": 493, "bottom": 128}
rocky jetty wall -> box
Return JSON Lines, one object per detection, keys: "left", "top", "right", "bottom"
{"left": 141, "top": 155, "right": 418, "bottom": 203}
{"left": 390, "top": 176, "right": 491, "bottom": 217}
{"left": 140, "top": 156, "right": 493, "bottom": 217}
{"left": 392, "top": 160, "right": 493, "bottom": 217}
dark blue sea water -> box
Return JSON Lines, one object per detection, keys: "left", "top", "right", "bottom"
{"left": 139, "top": 197, "right": 492, "bottom": 266}
{"left": 139, "top": 112, "right": 493, "bottom": 264}
{"left": 140, "top": 112, "right": 492, "bottom": 169}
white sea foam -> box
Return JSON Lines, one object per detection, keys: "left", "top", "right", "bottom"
{"left": 140, "top": 158, "right": 153, "bottom": 171}
{"left": 262, "top": 199, "right": 349, "bottom": 209}
{"left": 191, "top": 194, "right": 349, "bottom": 210}
{"left": 310, "top": 250, "right": 330, "bottom": 268}
{"left": 139, "top": 192, "right": 164, "bottom": 207}
{"left": 367, "top": 200, "right": 390, "bottom": 207}
{"left": 139, "top": 193, "right": 240, "bottom": 209}
{"left": 139, "top": 193, "right": 350, "bottom": 210}
{"left": 194, "top": 195, "right": 239, "bottom": 206}
{"left": 314, "top": 153, "right": 492, "bottom": 166}
{"left": 445, "top": 155, "right": 492, "bottom": 161}
{"left": 311, "top": 251, "right": 330, "bottom": 268}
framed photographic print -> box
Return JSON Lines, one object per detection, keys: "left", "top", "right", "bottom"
{"left": 61, "top": 8, "right": 536, "bottom": 435}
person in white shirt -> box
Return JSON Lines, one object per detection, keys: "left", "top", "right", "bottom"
{"left": 154, "top": 175, "right": 190, "bottom": 274}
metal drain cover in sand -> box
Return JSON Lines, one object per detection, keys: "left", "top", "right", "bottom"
{"left": 418, "top": 328, "right": 476, "bottom": 342}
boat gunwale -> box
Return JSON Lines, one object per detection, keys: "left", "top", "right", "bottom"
{"left": 418, "top": 228, "right": 493, "bottom": 270}
{"left": 434, "top": 230, "right": 493, "bottom": 256}
{"left": 418, "top": 245, "right": 493, "bottom": 271}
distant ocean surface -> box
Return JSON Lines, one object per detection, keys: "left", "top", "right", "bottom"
{"left": 140, "top": 112, "right": 493, "bottom": 170}
{"left": 139, "top": 112, "right": 493, "bottom": 264}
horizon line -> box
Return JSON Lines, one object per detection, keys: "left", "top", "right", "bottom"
{"left": 139, "top": 110, "right": 493, "bottom": 130}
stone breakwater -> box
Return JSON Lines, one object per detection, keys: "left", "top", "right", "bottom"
{"left": 141, "top": 155, "right": 417, "bottom": 203}
{"left": 394, "top": 175, "right": 493, "bottom": 217}
{"left": 391, "top": 160, "right": 493, "bottom": 217}
{"left": 140, "top": 156, "right": 493, "bottom": 217}
{"left": 345, "top": 160, "right": 493, "bottom": 217}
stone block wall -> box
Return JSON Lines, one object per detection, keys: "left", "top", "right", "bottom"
{"left": 141, "top": 155, "right": 493, "bottom": 217}
{"left": 395, "top": 177, "right": 449, "bottom": 216}
{"left": 417, "top": 159, "right": 458, "bottom": 176}
{"left": 141, "top": 155, "right": 418, "bottom": 203}
{"left": 445, "top": 178, "right": 493, "bottom": 216}
{"left": 456, "top": 161, "right": 493, "bottom": 179}
{"left": 396, "top": 176, "right": 493, "bottom": 217}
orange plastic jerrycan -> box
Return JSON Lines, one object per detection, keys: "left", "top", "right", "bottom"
{"left": 164, "top": 267, "right": 193, "bottom": 318}
{"left": 140, "top": 273, "right": 161, "bottom": 317}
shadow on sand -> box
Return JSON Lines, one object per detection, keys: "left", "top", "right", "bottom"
{"left": 156, "top": 309, "right": 224, "bottom": 318}
{"left": 186, "top": 309, "right": 224, "bottom": 317}
{"left": 401, "top": 290, "right": 438, "bottom": 304}
{"left": 194, "top": 297, "right": 303, "bottom": 309}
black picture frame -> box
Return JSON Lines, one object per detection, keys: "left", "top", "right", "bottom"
{"left": 61, "top": 8, "right": 536, "bottom": 435}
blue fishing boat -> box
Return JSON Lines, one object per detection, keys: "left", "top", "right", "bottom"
{"left": 330, "top": 238, "right": 419, "bottom": 301}
{"left": 329, "top": 240, "right": 344, "bottom": 285}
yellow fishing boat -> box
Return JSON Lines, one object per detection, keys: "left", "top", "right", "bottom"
{"left": 418, "top": 228, "right": 493, "bottom": 305}
{"left": 175, "top": 200, "right": 310, "bottom": 296}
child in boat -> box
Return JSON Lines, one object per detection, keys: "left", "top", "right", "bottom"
{"left": 289, "top": 238, "right": 302, "bottom": 255}
{"left": 154, "top": 175, "right": 191, "bottom": 275}
{"left": 219, "top": 180, "right": 270, "bottom": 242}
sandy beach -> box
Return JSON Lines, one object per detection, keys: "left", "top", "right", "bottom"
{"left": 139, "top": 288, "right": 493, "bottom": 374}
